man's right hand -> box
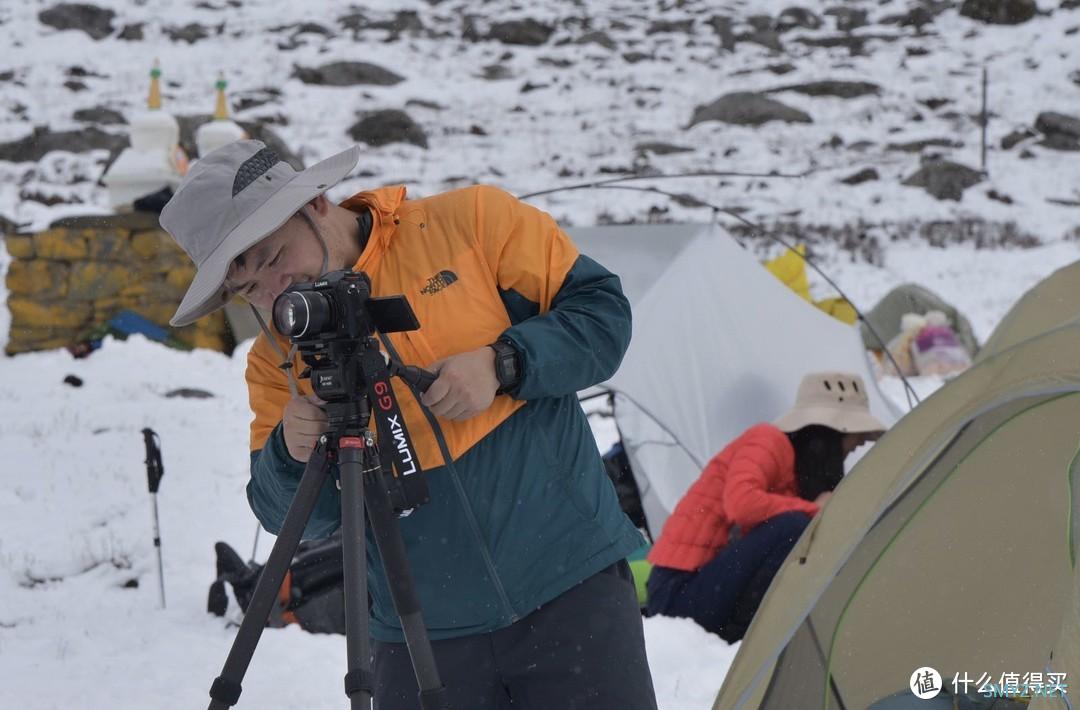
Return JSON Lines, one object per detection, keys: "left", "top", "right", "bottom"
{"left": 814, "top": 491, "right": 833, "bottom": 507}
{"left": 283, "top": 394, "right": 328, "bottom": 462}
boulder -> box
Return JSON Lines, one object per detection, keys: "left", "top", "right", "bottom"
{"left": 292, "top": 61, "right": 405, "bottom": 87}
{"left": 117, "top": 23, "right": 143, "bottom": 41}
{"left": 767, "top": 80, "right": 880, "bottom": 99}
{"left": 776, "top": 7, "right": 824, "bottom": 31}
{"left": 902, "top": 161, "right": 984, "bottom": 201}
{"left": 1035, "top": 111, "right": 1080, "bottom": 151}
{"left": 823, "top": 7, "right": 869, "bottom": 32}
{"left": 688, "top": 92, "right": 812, "bottom": 128}
{"left": 348, "top": 109, "right": 428, "bottom": 149}
{"left": 574, "top": 30, "right": 616, "bottom": 50}
{"left": 959, "top": 0, "right": 1038, "bottom": 24}
{"left": 38, "top": 3, "right": 114, "bottom": 40}
{"left": 0, "top": 125, "right": 126, "bottom": 163}
{"left": 72, "top": 106, "right": 126, "bottom": 125}
{"left": 487, "top": 19, "right": 554, "bottom": 46}
{"left": 841, "top": 167, "right": 879, "bottom": 185}
{"left": 164, "top": 23, "right": 213, "bottom": 44}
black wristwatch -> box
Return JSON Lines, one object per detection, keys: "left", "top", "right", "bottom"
{"left": 489, "top": 338, "right": 522, "bottom": 395}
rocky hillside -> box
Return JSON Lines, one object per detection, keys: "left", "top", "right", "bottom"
{"left": 0, "top": 0, "right": 1078, "bottom": 247}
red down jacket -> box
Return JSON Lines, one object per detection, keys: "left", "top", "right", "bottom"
{"left": 647, "top": 423, "right": 820, "bottom": 572}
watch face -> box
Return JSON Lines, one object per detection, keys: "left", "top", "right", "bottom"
{"left": 493, "top": 341, "right": 520, "bottom": 389}
{"left": 498, "top": 354, "right": 518, "bottom": 384}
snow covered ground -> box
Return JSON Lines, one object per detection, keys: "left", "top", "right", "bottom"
{"left": 0, "top": 331, "right": 739, "bottom": 710}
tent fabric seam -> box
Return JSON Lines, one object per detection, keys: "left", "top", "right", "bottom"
{"left": 821, "top": 392, "right": 1076, "bottom": 710}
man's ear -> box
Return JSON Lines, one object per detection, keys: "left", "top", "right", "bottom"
{"left": 308, "top": 193, "right": 331, "bottom": 215}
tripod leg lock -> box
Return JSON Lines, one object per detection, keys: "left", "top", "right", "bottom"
{"left": 344, "top": 668, "right": 375, "bottom": 698}
{"left": 209, "top": 676, "right": 243, "bottom": 707}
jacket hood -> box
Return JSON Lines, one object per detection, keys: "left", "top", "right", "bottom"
{"left": 339, "top": 185, "right": 407, "bottom": 275}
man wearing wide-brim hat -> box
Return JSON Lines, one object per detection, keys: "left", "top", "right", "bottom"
{"left": 160, "top": 140, "right": 658, "bottom": 709}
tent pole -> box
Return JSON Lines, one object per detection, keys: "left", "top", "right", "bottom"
{"left": 250, "top": 523, "right": 261, "bottom": 564}
{"left": 530, "top": 179, "right": 922, "bottom": 410}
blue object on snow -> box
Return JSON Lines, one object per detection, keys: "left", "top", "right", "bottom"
{"left": 108, "top": 310, "right": 171, "bottom": 343}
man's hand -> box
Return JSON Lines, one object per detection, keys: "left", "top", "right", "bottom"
{"left": 283, "top": 394, "right": 328, "bottom": 462}
{"left": 420, "top": 346, "right": 500, "bottom": 421}
{"left": 814, "top": 491, "right": 833, "bottom": 507}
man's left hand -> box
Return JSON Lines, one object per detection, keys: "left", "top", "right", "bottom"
{"left": 420, "top": 346, "right": 500, "bottom": 421}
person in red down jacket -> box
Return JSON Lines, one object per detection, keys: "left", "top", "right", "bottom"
{"left": 645, "top": 372, "right": 887, "bottom": 642}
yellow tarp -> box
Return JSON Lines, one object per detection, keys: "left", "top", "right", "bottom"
{"left": 764, "top": 246, "right": 858, "bottom": 326}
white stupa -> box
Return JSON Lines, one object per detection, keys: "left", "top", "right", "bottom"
{"left": 102, "top": 61, "right": 188, "bottom": 208}
{"left": 195, "top": 72, "right": 247, "bottom": 158}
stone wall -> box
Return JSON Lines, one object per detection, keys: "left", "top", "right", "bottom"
{"left": 4, "top": 211, "right": 231, "bottom": 355}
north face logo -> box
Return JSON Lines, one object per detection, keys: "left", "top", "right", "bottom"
{"left": 420, "top": 270, "right": 459, "bottom": 295}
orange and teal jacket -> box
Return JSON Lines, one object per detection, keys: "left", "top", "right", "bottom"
{"left": 245, "top": 184, "right": 643, "bottom": 641}
{"left": 648, "top": 423, "right": 820, "bottom": 572}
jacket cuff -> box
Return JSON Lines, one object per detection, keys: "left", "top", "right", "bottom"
{"left": 265, "top": 422, "right": 307, "bottom": 476}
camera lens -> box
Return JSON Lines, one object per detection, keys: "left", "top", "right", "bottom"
{"left": 272, "top": 291, "right": 331, "bottom": 337}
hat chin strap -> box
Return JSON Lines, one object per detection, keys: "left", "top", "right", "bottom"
{"left": 250, "top": 306, "right": 300, "bottom": 399}
{"left": 245, "top": 207, "right": 331, "bottom": 400}
{"left": 296, "top": 206, "right": 331, "bottom": 276}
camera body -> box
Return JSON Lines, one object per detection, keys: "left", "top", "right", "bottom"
{"left": 272, "top": 270, "right": 420, "bottom": 403}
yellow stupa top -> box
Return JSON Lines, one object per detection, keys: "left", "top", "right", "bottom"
{"left": 148, "top": 60, "right": 162, "bottom": 110}
{"left": 213, "top": 72, "right": 230, "bottom": 120}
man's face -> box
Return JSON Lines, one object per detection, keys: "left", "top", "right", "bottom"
{"left": 224, "top": 214, "right": 326, "bottom": 310}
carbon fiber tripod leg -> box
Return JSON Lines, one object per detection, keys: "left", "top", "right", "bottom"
{"left": 207, "top": 441, "right": 336, "bottom": 710}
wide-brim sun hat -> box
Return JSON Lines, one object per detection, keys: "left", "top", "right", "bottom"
{"left": 773, "top": 371, "right": 887, "bottom": 434}
{"left": 159, "top": 139, "right": 360, "bottom": 326}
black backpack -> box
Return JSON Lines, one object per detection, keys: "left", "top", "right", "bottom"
{"left": 208, "top": 532, "right": 347, "bottom": 635}
{"left": 602, "top": 441, "right": 651, "bottom": 537}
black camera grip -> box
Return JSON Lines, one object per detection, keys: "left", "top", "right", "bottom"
{"left": 396, "top": 365, "right": 437, "bottom": 394}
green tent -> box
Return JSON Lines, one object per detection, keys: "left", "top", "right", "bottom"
{"left": 713, "top": 309, "right": 1080, "bottom": 708}
{"left": 860, "top": 283, "right": 979, "bottom": 356}
{"left": 976, "top": 259, "right": 1080, "bottom": 361}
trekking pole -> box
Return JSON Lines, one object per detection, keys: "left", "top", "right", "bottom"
{"left": 141, "top": 428, "right": 167, "bottom": 609}
{"left": 250, "top": 522, "right": 261, "bottom": 564}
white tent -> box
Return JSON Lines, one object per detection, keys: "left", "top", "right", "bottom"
{"left": 568, "top": 223, "right": 705, "bottom": 305}
{"left": 570, "top": 223, "right": 900, "bottom": 535}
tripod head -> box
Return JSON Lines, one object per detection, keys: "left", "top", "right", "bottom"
{"left": 272, "top": 270, "right": 422, "bottom": 398}
{"left": 272, "top": 270, "right": 435, "bottom": 515}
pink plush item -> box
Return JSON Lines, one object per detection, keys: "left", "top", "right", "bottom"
{"left": 912, "top": 325, "right": 972, "bottom": 377}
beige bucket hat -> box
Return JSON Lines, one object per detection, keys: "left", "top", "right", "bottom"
{"left": 773, "top": 372, "right": 887, "bottom": 434}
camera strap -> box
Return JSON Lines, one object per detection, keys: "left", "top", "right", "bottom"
{"left": 359, "top": 347, "right": 430, "bottom": 514}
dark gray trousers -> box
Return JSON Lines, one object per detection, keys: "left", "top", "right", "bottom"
{"left": 373, "top": 561, "right": 658, "bottom": 710}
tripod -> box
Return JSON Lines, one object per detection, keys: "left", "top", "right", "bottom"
{"left": 207, "top": 353, "right": 447, "bottom": 710}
